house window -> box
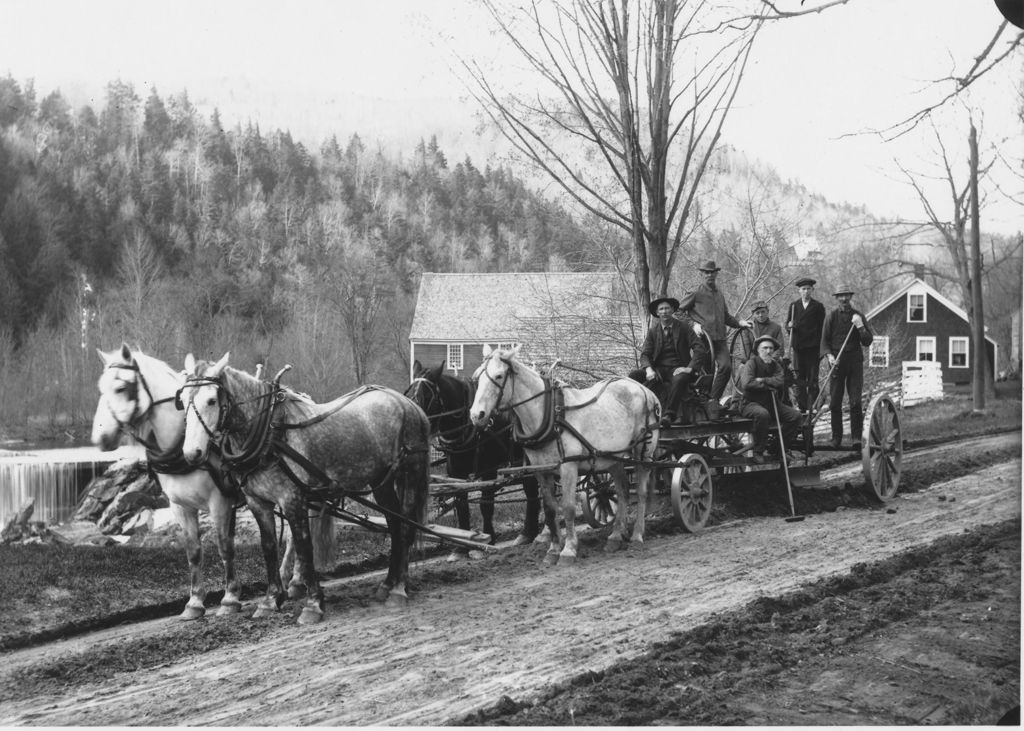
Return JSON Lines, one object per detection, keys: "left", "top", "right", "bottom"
{"left": 497, "top": 342, "right": 517, "bottom": 351}
{"left": 869, "top": 336, "right": 890, "bottom": 368}
{"left": 907, "top": 293, "right": 926, "bottom": 322}
{"left": 949, "top": 337, "right": 969, "bottom": 368}
{"left": 447, "top": 343, "right": 464, "bottom": 370}
{"left": 916, "top": 336, "right": 936, "bottom": 361}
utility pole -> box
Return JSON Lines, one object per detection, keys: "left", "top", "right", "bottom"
{"left": 968, "top": 122, "right": 986, "bottom": 411}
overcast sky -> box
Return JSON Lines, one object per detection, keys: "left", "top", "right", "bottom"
{"left": 1, "top": 0, "right": 1021, "bottom": 233}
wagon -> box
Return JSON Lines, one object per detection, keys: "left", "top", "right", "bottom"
{"left": 571, "top": 327, "right": 905, "bottom": 535}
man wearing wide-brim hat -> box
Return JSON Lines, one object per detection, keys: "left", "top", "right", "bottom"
{"left": 630, "top": 296, "right": 707, "bottom": 427}
{"left": 820, "top": 285, "right": 873, "bottom": 449}
{"left": 786, "top": 276, "right": 826, "bottom": 411}
{"left": 737, "top": 335, "right": 803, "bottom": 463}
{"left": 678, "top": 260, "right": 751, "bottom": 402}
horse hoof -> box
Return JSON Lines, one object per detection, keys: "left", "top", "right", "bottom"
{"left": 297, "top": 607, "right": 324, "bottom": 625}
{"left": 542, "top": 553, "right": 559, "bottom": 567}
{"left": 287, "top": 584, "right": 307, "bottom": 600}
{"left": 604, "top": 538, "right": 622, "bottom": 553}
{"left": 374, "top": 585, "right": 391, "bottom": 602}
{"left": 216, "top": 602, "right": 241, "bottom": 617}
{"left": 511, "top": 534, "right": 535, "bottom": 547}
{"left": 385, "top": 593, "right": 409, "bottom": 610}
{"left": 179, "top": 605, "right": 205, "bottom": 621}
{"left": 557, "top": 553, "right": 577, "bottom": 566}
{"left": 252, "top": 606, "right": 278, "bottom": 619}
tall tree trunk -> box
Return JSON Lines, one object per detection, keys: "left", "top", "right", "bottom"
{"left": 968, "top": 123, "right": 986, "bottom": 410}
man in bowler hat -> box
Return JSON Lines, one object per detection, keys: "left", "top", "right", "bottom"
{"left": 786, "top": 277, "right": 826, "bottom": 411}
{"left": 820, "top": 285, "right": 873, "bottom": 449}
{"left": 678, "top": 260, "right": 751, "bottom": 402}
{"left": 737, "top": 335, "right": 803, "bottom": 463}
{"left": 630, "top": 296, "right": 707, "bottom": 427}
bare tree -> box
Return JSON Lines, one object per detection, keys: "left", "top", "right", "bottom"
{"left": 464, "top": 0, "right": 850, "bottom": 315}
{"left": 893, "top": 118, "right": 1022, "bottom": 406}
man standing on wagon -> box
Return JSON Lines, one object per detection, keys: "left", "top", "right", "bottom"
{"left": 786, "top": 277, "right": 826, "bottom": 412}
{"left": 738, "top": 335, "right": 803, "bottom": 463}
{"left": 630, "top": 296, "right": 707, "bottom": 428}
{"left": 678, "top": 260, "right": 752, "bottom": 403}
{"left": 820, "top": 285, "right": 874, "bottom": 449}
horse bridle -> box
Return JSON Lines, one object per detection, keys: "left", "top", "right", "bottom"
{"left": 103, "top": 362, "right": 178, "bottom": 445}
{"left": 177, "top": 375, "right": 236, "bottom": 443}
{"left": 405, "top": 376, "right": 476, "bottom": 443}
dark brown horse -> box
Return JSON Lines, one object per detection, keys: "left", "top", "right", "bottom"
{"left": 181, "top": 352, "right": 430, "bottom": 624}
{"left": 407, "top": 360, "right": 544, "bottom": 558}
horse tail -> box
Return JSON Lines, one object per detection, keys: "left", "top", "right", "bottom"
{"left": 395, "top": 394, "right": 431, "bottom": 556}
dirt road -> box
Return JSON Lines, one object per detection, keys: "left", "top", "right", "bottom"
{"left": 1, "top": 432, "right": 1019, "bottom": 726}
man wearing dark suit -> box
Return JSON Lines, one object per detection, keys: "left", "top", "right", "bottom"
{"left": 630, "top": 296, "right": 707, "bottom": 428}
{"left": 785, "top": 276, "right": 826, "bottom": 412}
{"left": 821, "top": 285, "right": 874, "bottom": 449}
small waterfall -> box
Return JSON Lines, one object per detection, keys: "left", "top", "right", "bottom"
{"left": 0, "top": 446, "right": 145, "bottom": 526}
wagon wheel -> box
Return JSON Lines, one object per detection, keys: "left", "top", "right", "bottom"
{"left": 670, "top": 453, "right": 714, "bottom": 532}
{"left": 579, "top": 471, "right": 618, "bottom": 528}
{"left": 861, "top": 393, "right": 903, "bottom": 501}
{"left": 727, "top": 327, "right": 751, "bottom": 396}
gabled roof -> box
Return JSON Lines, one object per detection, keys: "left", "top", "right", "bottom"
{"left": 410, "top": 272, "right": 630, "bottom": 341}
{"left": 866, "top": 277, "right": 997, "bottom": 345}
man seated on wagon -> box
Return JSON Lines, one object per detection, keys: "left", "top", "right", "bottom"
{"left": 629, "top": 296, "right": 707, "bottom": 428}
{"left": 737, "top": 335, "right": 803, "bottom": 463}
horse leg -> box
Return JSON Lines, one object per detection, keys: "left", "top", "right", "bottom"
{"left": 248, "top": 498, "right": 287, "bottom": 618}
{"left": 466, "top": 486, "right": 498, "bottom": 560}
{"left": 209, "top": 496, "right": 242, "bottom": 616}
{"left": 280, "top": 527, "right": 306, "bottom": 600}
{"left": 603, "top": 463, "right": 631, "bottom": 553}
{"left": 630, "top": 465, "right": 650, "bottom": 546}
{"left": 171, "top": 503, "right": 206, "bottom": 620}
{"left": 512, "top": 475, "right": 541, "bottom": 546}
{"left": 556, "top": 463, "right": 580, "bottom": 565}
{"left": 538, "top": 474, "right": 562, "bottom": 566}
{"left": 446, "top": 492, "right": 472, "bottom": 563}
{"left": 280, "top": 501, "right": 325, "bottom": 625}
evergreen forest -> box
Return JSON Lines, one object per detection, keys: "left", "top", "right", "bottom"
{"left": 0, "top": 77, "right": 597, "bottom": 434}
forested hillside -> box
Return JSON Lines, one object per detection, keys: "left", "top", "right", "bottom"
{"left": 0, "top": 77, "right": 598, "bottom": 431}
{"left": 1, "top": 74, "right": 1015, "bottom": 437}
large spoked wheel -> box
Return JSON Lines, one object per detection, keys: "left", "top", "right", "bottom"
{"left": 727, "top": 327, "right": 751, "bottom": 396}
{"left": 579, "top": 471, "right": 618, "bottom": 528}
{"left": 671, "top": 453, "right": 714, "bottom": 532}
{"left": 861, "top": 393, "right": 903, "bottom": 501}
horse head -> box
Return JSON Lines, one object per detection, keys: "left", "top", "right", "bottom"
{"left": 181, "top": 351, "right": 231, "bottom": 465}
{"left": 470, "top": 343, "right": 521, "bottom": 427}
{"left": 92, "top": 342, "right": 182, "bottom": 451}
{"left": 407, "top": 360, "right": 446, "bottom": 420}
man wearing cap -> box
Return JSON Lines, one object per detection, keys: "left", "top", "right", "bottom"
{"left": 820, "top": 286, "right": 874, "bottom": 449}
{"left": 739, "top": 300, "right": 786, "bottom": 359}
{"left": 678, "top": 260, "right": 751, "bottom": 403}
{"left": 786, "top": 277, "right": 826, "bottom": 412}
{"left": 738, "top": 335, "right": 803, "bottom": 463}
{"left": 630, "top": 296, "right": 707, "bottom": 427}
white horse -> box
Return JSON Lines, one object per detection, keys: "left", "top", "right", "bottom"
{"left": 469, "top": 344, "right": 661, "bottom": 566}
{"left": 91, "top": 344, "right": 334, "bottom": 619}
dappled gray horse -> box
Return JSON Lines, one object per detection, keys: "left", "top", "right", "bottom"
{"left": 181, "top": 353, "right": 430, "bottom": 624}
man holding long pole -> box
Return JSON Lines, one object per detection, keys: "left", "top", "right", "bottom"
{"left": 820, "top": 285, "right": 874, "bottom": 449}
